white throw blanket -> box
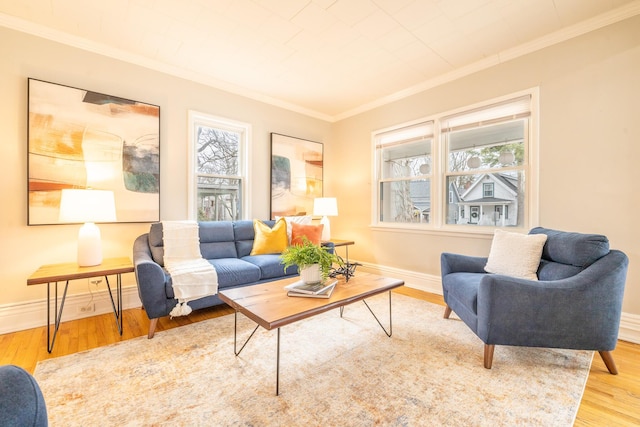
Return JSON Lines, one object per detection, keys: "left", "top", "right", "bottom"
{"left": 162, "top": 221, "right": 218, "bottom": 317}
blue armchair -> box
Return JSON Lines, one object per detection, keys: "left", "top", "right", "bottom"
{"left": 441, "top": 227, "right": 628, "bottom": 373}
{"left": 0, "top": 365, "right": 48, "bottom": 426}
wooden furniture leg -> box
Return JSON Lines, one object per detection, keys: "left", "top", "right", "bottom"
{"left": 598, "top": 350, "right": 618, "bottom": 375}
{"left": 484, "top": 344, "right": 495, "bottom": 369}
{"left": 443, "top": 305, "right": 452, "bottom": 319}
{"left": 148, "top": 318, "right": 158, "bottom": 339}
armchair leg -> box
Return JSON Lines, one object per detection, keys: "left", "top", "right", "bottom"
{"left": 147, "top": 318, "right": 158, "bottom": 339}
{"left": 484, "top": 344, "right": 495, "bottom": 369}
{"left": 598, "top": 350, "right": 618, "bottom": 375}
{"left": 443, "top": 305, "right": 452, "bottom": 319}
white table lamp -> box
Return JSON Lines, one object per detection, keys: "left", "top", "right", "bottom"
{"left": 313, "top": 197, "right": 338, "bottom": 241}
{"left": 59, "top": 189, "right": 116, "bottom": 267}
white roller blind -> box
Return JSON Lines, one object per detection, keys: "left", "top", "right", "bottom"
{"left": 441, "top": 95, "right": 531, "bottom": 134}
{"left": 376, "top": 121, "right": 434, "bottom": 149}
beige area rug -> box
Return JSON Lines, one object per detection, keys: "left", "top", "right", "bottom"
{"left": 35, "top": 294, "right": 592, "bottom": 426}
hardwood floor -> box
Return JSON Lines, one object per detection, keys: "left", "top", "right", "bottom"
{"left": 1, "top": 288, "right": 638, "bottom": 426}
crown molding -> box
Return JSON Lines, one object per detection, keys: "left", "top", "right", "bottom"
{"left": 333, "top": 0, "right": 640, "bottom": 122}
{"left": 2, "top": 0, "right": 640, "bottom": 123}
{"left": 0, "top": 13, "right": 333, "bottom": 122}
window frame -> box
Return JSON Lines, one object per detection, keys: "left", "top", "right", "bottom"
{"left": 187, "top": 110, "right": 251, "bottom": 221}
{"left": 373, "top": 119, "right": 434, "bottom": 226}
{"left": 371, "top": 88, "right": 539, "bottom": 235}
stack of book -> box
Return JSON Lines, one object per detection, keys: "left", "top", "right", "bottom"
{"left": 284, "top": 279, "right": 338, "bottom": 298}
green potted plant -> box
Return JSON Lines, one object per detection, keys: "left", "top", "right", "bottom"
{"left": 281, "top": 237, "right": 341, "bottom": 284}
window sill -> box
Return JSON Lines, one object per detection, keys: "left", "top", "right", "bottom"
{"left": 369, "top": 223, "right": 530, "bottom": 240}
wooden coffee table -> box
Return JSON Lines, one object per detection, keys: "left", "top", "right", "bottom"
{"left": 218, "top": 272, "right": 404, "bottom": 395}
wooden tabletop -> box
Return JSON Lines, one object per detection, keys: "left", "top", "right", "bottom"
{"left": 219, "top": 273, "right": 404, "bottom": 330}
{"left": 27, "top": 257, "right": 134, "bottom": 285}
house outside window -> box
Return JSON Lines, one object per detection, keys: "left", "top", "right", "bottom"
{"left": 374, "top": 121, "right": 433, "bottom": 224}
{"left": 187, "top": 111, "right": 250, "bottom": 221}
{"left": 443, "top": 95, "right": 531, "bottom": 228}
{"left": 372, "top": 90, "right": 537, "bottom": 232}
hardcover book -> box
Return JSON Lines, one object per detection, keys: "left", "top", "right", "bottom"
{"left": 285, "top": 280, "right": 337, "bottom": 298}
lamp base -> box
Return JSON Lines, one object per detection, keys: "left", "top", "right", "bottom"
{"left": 77, "top": 222, "right": 103, "bottom": 267}
{"left": 320, "top": 216, "right": 331, "bottom": 241}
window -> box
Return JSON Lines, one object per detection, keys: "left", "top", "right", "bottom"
{"left": 443, "top": 95, "right": 530, "bottom": 228}
{"left": 187, "top": 111, "right": 250, "bottom": 221}
{"left": 483, "top": 183, "right": 494, "bottom": 198}
{"left": 374, "top": 121, "right": 433, "bottom": 224}
{"left": 373, "top": 91, "right": 537, "bottom": 232}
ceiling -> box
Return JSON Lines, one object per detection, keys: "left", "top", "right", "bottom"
{"left": 1, "top": 0, "right": 639, "bottom": 121}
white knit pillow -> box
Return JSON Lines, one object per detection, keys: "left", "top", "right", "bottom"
{"left": 275, "top": 215, "right": 312, "bottom": 244}
{"left": 484, "top": 229, "right": 547, "bottom": 280}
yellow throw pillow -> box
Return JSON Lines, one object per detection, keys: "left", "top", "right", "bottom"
{"left": 250, "top": 218, "right": 288, "bottom": 255}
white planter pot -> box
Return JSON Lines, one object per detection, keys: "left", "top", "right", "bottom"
{"left": 300, "top": 264, "right": 322, "bottom": 284}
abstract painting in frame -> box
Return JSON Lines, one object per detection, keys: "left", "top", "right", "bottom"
{"left": 28, "top": 78, "right": 160, "bottom": 225}
{"left": 270, "top": 133, "right": 323, "bottom": 219}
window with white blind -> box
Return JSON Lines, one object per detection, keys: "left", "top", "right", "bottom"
{"left": 374, "top": 121, "right": 433, "bottom": 224}
{"left": 187, "top": 111, "right": 251, "bottom": 221}
{"left": 373, "top": 90, "right": 538, "bottom": 232}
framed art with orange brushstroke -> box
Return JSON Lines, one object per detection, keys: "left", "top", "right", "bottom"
{"left": 27, "top": 78, "right": 160, "bottom": 225}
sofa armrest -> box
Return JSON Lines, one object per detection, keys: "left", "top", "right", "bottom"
{"left": 477, "top": 250, "right": 628, "bottom": 350}
{"left": 441, "top": 252, "right": 488, "bottom": 276}
{"left": 133, "top": 234, "right": 171, "bottom": 320}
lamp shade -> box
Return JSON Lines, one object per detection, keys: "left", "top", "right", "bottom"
{"left": 59, "top": 189, "right": 116, "bottom": 223}
{"left": 313, "top": 197, "right": 338, "bottom": 217}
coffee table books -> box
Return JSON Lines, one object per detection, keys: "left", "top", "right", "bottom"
{"left": 285, "top": 279, "right": 338, "bottom": 298}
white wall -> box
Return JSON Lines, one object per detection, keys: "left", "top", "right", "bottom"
{"left": 330, "top": 15, "right": 640, "bottom": 316}
{"left": 0, "top": 26, "right": 331, "bottom": 308}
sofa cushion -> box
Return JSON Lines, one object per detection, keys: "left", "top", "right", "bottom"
{"left": 148, "top": 222, "right": 165, "bottom": 266}
{"left": 485, "top": 229, "right": 547, "bottom": 280}
{"left": 242, "top": 254, "right": 297, "bottom": 279}
{"left": 536, "top": 259, "right": 583, "bottom": 281}
{"left": 529, "top": 227, "right": 609, "bottom": 268}
{"left": 250, "top": 218, "right": 288, "bottom": 255}
{"left": 165, "top": 258, "right": 261, "bottom": 297}
{"left": 234, "top": 220, "right": 260, "bottom": 257}
{"left": 291, "top": 223, "right": 324, "bottom": 245}
{"left": 199, "top": 222, "right": 237, "bottom": 259}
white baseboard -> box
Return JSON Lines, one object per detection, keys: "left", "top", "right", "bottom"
{"left": 0, "top": 286, "right": 142, "bottom": 335}
{"left": 356, "top": 260, "right": 640, "bottom": 345}
{"left": 618, "top": 312, "right": 640, "bottom": 344}
{"left": 2, "top": 262, "right": 639, "bottom": 345}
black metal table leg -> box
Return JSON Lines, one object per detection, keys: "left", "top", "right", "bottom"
{"left": 47, "top": 280, "right": 70, "bottom": 353}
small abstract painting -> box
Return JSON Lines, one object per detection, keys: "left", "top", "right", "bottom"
{"left": 270, "top": 133, "right": 323, "bottom": 218}
{"left": 28, "top": 78, "right": 160, "bottom": 224}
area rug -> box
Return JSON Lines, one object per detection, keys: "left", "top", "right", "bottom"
{"left": 34, "top": 294, "right": 592, "bottom": 426}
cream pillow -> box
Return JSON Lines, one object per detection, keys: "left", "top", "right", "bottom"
{"left": 484, "top": 229, "right": 547, "bottom": 280}
{"left": 275, "top": 215, "right": 312, "bottom": 244}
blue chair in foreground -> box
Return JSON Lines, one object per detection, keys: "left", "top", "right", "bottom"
{"left": 0, "top": 365, "right": 48, "bottom": 426}
{"left": 441, "top": 227, "right": 628, "bottom": 373}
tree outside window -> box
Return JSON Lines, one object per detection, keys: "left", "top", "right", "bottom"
{"left": 188, "top": 111, "right": 249, "bottom": 221}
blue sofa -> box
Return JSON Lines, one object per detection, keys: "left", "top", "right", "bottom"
{"left": 441, "top": 227, "right": 629, "bottom": 373}
{"left": 133, "top": 220, "right": 309, "bottom": 338}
